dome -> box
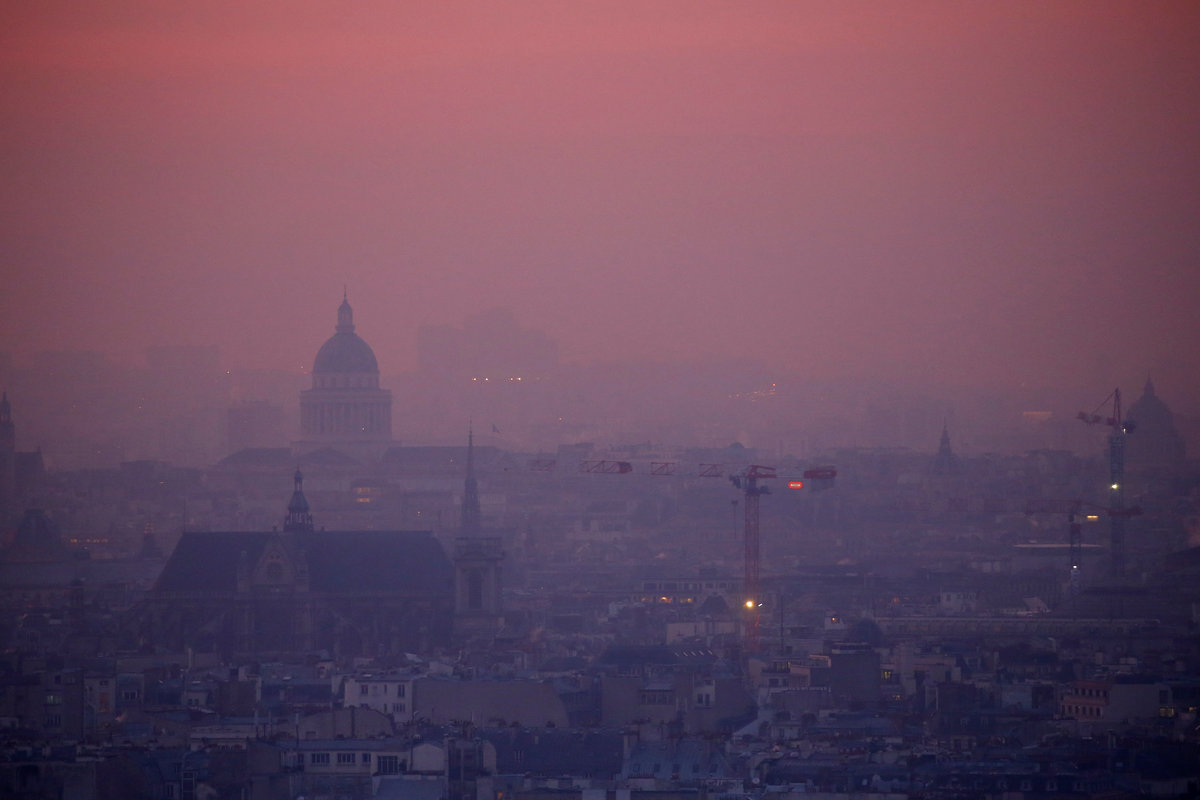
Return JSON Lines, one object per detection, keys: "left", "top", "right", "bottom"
{"left": 1124, "top": 378, "right": 1186, "bottom": 471}
{"left": 1126, "top": 378, "right": 1174, "bottom": 430}
{"left": 313, "top": 333, "right": 379, "bottom": 374}
{"left": 311, "top": 297, "right": 380, "bottom": 375}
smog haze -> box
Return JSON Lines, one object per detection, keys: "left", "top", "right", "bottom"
{"left": 2, "top": 2, "right": 1199, "bottom": 463}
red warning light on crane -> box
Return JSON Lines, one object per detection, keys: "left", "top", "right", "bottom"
{"left": 787, "top": 480, "right": 804, "bottom": 490}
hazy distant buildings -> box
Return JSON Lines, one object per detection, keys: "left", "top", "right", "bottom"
{"left": 225, "top": 399, "right": 285, "bottom": 454}
{"left": 297, "top": 294, "right": 392, "bottom": 462}
{"left": 1125, "top": 378, "right": 1187, "bottom": 482}
{"left": 0, "top": 392, "right": 44, "bottom": 532}
{"left": 417, "top": 307, "right": 558, "bottom": 380}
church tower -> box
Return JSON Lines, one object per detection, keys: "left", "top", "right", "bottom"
{"left": 283, "top": 469, "right": 315, "bottom": 533}
{"left": 453, "top": 428, "right": 503, "bottom": 636}
{"left": 930, "top": 422, "right": 960, "bottom": 476}
{"left": 297, "top": 293, "right": 393, "bottom": 461}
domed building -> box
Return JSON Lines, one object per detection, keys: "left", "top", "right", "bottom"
{"left": 297, "top": 294, "right": 392, "bottom": 461}
{"left": 1124, "top": 378, "right": 1186, "bottom": 482}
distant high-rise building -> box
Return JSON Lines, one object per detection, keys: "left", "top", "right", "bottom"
{"left": 226, "top": 400, "right": 286, "bottom": 454}
{"left": 297, "top": 294, "right": 392, "bottom": 461}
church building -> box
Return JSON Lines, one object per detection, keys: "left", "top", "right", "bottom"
{"left": 135, "top": 471, "right": 455, "bottom": 657}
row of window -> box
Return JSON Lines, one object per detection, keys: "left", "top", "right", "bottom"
{"left": 1063, "top": 703, "right": 1103, "bottom": 718}
{"left": 358, "top": 683, "right": 407, "bottom": 697}
{"left": 303, "top": 752, "right": 403, "bottom": 774}
{"left": 642, "top": 582, "right": 731, "bottom": 591}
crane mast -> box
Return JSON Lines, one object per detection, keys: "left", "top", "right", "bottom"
{"left": 1077, "top": 388, "right": 1135, "bottom": 579}
{"left": 731, "top": 465, "right": 775, "bottom": 651}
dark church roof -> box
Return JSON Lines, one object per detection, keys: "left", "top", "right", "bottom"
{"left": 153, "top": 530, "right": 453, "bottom": 597}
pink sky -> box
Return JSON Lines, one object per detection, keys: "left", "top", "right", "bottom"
{"left": 2, "top": 2, "right": 1198, "bottom": 405}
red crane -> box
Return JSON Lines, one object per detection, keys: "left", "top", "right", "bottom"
{"left": 727, "top": 464, "right": 836, "bottom": 652}
{"left": 730, "top": 465, "right": 775, "bottom": 651}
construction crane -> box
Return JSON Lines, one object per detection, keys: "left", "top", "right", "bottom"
{"left": 527, "top": 455, "right": 836, "bottom": 651}
{"left": 1025, "top": 498, "right": 1143, "bottom": 594}
{"left": 729, "top": 465, "right": 775, "bottom": 650}
{"left": 1077, "top": 389, "right": 1136, "bottom": 579}
{"left": 728, "top": 464, "right": 836, "bottom": 652}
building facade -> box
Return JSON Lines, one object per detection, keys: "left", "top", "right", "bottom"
{"left": 297, "top": 294, "right": 392, "bottom": 461}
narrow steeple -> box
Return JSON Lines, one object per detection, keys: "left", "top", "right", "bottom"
{"left": 284, "top": 469, "right": 314, "bottom": 533}
{"left": 336, "top": 291, "right": 355, "bottom": 334}
{"left": 460, "top": 425, "right": 482, "bottom": 537}
{"left": 931, "top": 420, "right": 960, "bottom": 475}
{"left": 0, "top": 391, "right": 14, "bottom": 449}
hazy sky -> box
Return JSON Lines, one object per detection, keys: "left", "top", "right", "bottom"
{"left": 3, "top": 2, "right": 1198, "bottom": 405}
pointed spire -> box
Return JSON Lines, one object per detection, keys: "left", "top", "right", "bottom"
{"left": 0, "top": 391, "right": 13, "bottom": 447}
{"left": 284, "top": 469, "right": 314, "bottom": 533}
{"left": 336, "top": 292, "right": 355, "bottom": 334}
{"left": 932, "top": 419, "right": 959, "bottom": 475}
{"left": 1144, "top": 375, "right": 1156, "bottom": 398}
{"left": 460, "top": 424, "right": 482, "bottom": 537}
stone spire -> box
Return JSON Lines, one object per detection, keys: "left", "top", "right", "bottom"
{"left": 931, "top": 421, "right": 960, "bottom": 475}
{"left": 336, "top": 290, "right": 355, "bottom": 334}
{"left": 460, "top": 426, "right": 482, "bottom": 537}
{"left": 284, "top": 469, "right": 314, "bottom": 533}
{"left": 0, "top": 392, "right": 13, "bottom": 450}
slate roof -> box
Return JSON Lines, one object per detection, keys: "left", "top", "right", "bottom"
{"left": 152, "top": 530, "right": 453, "bottom": 596}
{"left": 481, "top": 728, "right": 624, "bottom": 777}
{"left": 596, "top": 645, "right": 718, "bottom": 669}
{"left": 622, "top": 738, "right": 734, "bottom": 780}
